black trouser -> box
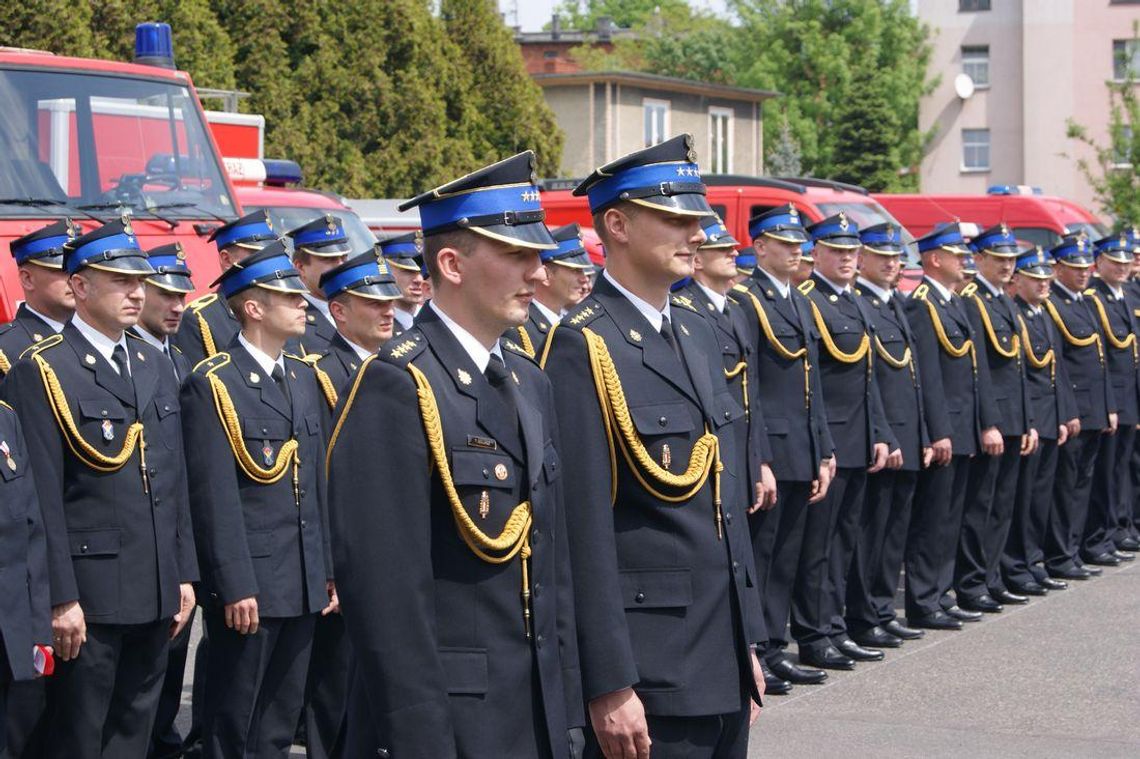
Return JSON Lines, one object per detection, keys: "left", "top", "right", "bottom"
{"left": 751, "top": 480, "right": 811, "bottom": 664}
{"left": 586, "top": 705, "right": 750, "bottom": 759}
{"left": 957, "top": 438, "right": 1022, "bottom": 598}
{"left": 3, "top": 677, "right": 44, "bottom": 759}
{"left": 148, "top": 606, "right": 196, "bottom": 758}
{"left": 824, "top": 468, "right": 869, "bottom": 644}
{"left": 1002, "top": 439, "right": 1057, "bottom": 587}
{"left": 1046, "top": 430, "right": 1100, "bottom": 571}
{"left": 791, "top": 468, "right": 843, "bottom": 653}
{"left": 43, "top": 619, "right": 171, "bottom": 759}
{"left": 905, "top": 455, "right": 970, "bottom": 619}
{"left": 1111, "top": 425, "right": 1138, "bottom": 545}
{"left": 847, "top": 469, "right": 918, "bottom": 632}
{"left": 300, "top": 614, "right": 349, "bottom": 759}
{"left": 201, "top": 609, "right": 315, "bottom": 759}
{"left": 1082, "top": 429, "right": 1120, "bottom": 558}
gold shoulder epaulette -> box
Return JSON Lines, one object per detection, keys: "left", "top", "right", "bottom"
{"left": 911, "top": 283, "right": 929, "bottom": 301}
{"left": 732, "top": 283, "right": 750, "bottom": 295}
{"left": 385, "top": 336, "right": 425, "bottom": 364}
{"left": 797, "top": 280, "right": 815, "bottom": 295}
{"left": 284, "top": 352, "right": 313, "bottom": 365}
{"left": 503, "top": 339, "right": 536, "bottom": 362}
{"left": 564, "top": 301, "right": 603, "bottom": 328}
{"left": 1084, "top": 287, "right": 1096, "bottom": 296}
{"left": 126, "top": 330, "right": 145, "bottom": 342}
{"left": 961, "top": 282, "right": 978, "bottom": 298}
{"left": 671, "top": 294, "right": 698, "bottom": 312}
{"left": 0, "top": 349, "right": 9, "bottom": 375}
{"left": 513, "top": 325, "right": 536, "bottom": 357}
{"left": 20, "top": 333, "right": 63, "bottom": 360}
{"left": 194, "top": 351, "right": 231, "bottom": 375}
{"left": 188, "top": 293, "right": 218, "bottom": 312}
{"left": 0, "top": 399, "right": 12, "bottom": 412}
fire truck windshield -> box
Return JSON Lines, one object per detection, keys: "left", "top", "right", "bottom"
{"left": 0, "top": 67, "right": 235, "bottom": 220}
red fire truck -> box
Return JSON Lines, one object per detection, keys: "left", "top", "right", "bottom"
{"left": 0, "top": 23, "right": 242, "bottom": 320}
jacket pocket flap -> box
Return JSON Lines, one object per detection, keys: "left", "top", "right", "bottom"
{"left": 439, "top": 648, "right": 488, "bottom": 695}
{"left": 543, "top": 442, "right": 561, "bottom": 484}
{"left": 154, "top": 395, "right": 179, "bottom": 418}
{"left": 620, "top": 568, "right": 693, "bottom": 609}
{"left": 451, "top": 449, "right": 516, "bottom": 489}
{"left": 242, "top": 417, "right": 292, "bottom": 441}
{"left": 246, "top": 529, "right": 273, "bottom": 558}
{"left": 764, "top": 416, "right": 790, "bottom": 435}
{"left": 712, "top": 393, "right": 745, "bottom": 428}
{"left": 305, "top": 413, "right": 322, "bottom": 436}
{"left": 70, "top": 528, "right": 120, "bottom": 557}
{"left": 78, "top": 399, "right": 125, "bottom": 421}
{"left": 629, "top": 402, "right": 695, "bottom": 436}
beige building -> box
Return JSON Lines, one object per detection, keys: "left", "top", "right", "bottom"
{"left": 917, "top": 0, "right": 1140, "bottom": 213}
{"left": 531, "top": 70, "right": 775, "bottom": 179}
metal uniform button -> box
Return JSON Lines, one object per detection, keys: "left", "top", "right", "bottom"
{"left": 723, "top": 410, "right": 731, "bottom": 420}
{"left": 635, "top": 591, "right": 645, "bottom": 603}
{"left": 536, "top": 634, "right": 544, "bottom": 648}
{"left": 80, "top": 544, "right": 88, "bottom": 553}
{"left": 482, "top": 468, "right": 489, "bottom": 479}
{"left": 101, "top": 410, "right": 108, "bottom": 417}
{"left": 658, "top": 417, "right": 667, "bottom": 427}
{"left": 532, "top": 529, "right": 541, "bottom": 544}
{"left": 261, "top": 427, "right": 268, "bottom": 435}
{"left": 725, "top": 512, "right": 733, "bottom": 524}
{"left": 732, "top": 561, "right": 740, "bottom": 571}
{"left": 301, "top": 519, "right": 308, "bottom": 528}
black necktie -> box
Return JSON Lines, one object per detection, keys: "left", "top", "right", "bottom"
{"left": 485, "top": 353, "right": 509, "bottom": 387}
{"left": 272, "top": 364, "right": 292, "bottom": 412}
{"left": 112, "top": 344, "right": 132, "bottom": 384}
{"left": 660, "top": 316, "right": 681, "bottom": 359}
{"left": 164, "top": 345, "right": 179, "bottom": 382}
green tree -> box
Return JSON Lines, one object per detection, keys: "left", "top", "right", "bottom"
{"left": 442, "top": 0, "right": 564, "bottom": 178}
{"left": 830, "top": 71, "right": 912, "bottom": 191}
{"left": 731, "top": 0, "right": 932, "bottom": 183}
{"left": 0, "top": 0, "right": 98, "bottom": 58}
{"left": 1066, "top": 28, "right": 1140, "bottom": 226}
{"left": 766, "top": 114, "right": 804, "bottom": 177}
{"left": 552, "top": 0, "right": 694, "bottom": 30}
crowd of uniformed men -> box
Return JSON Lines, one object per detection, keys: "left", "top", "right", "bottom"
{"left": 0, "top": 133, "right": 1138, "bottom": 759}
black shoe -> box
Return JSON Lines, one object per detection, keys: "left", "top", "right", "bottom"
{"left": 991, "top": 589, "right": 1029, "bottom": 605}
{"left": 1007, "top": 580, "right": 1048, "bottom": 596}
{"left": 1116, "top": 536, "right": 1140, "bottom": 552}
{"left": 883, "top": 619, "right": 925, "bottom": 640}
{"left": 907, "top": 611, "right": 963, "bottom": 630}
{"left": 1039, "top": 576, "right": 1069, "bottom": 590}
{"left": 1047, "top": 566, "right": 1091, "bottom": 581}
{"left": 1112, "top": 550, "right": 1134, "bottom": 562}
{"left": 1081, "top": 564, "right": 1104, "bottom": 575}
{"left": 959, "top": 594, "right": 1004, "bottom": 613}
{"left": 851, "top": 626, "right": 903, "bottom": 649}
{"left": 945, "top": 605, "right": 983, "bottom": 621}
{"left": 835, "top": 637, "right": 886, "bottom": 661}
{"left": 762, "top": 668, "right": 793, "bottom": 695}
{"left": 769, "top": 657, "right": 828, "bottom": 685}
{"left": 1083, "top": 552, "right": 1122, "bottom": 567}
{"left": 799, "top": 645, "right": 856, "bottom": 671}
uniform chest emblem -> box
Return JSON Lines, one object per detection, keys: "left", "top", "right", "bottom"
{"left": 249, "top": 372, "right": 260, "bottom": 384}
{"left": 457, "top": 368, "right": 472, "bottom": 386}
{"left": 511, "top": 371, "right": 520, "bottom": 385}
{"left": 85, "top": 354, "right": 97, "bottom": 365}
{"left": 829, "top": 294, "right": 838, "bottom": 303}
{"left": 494, "top": 463, "right": 509, "bottom": 481}
{"left": 32, "top": 333, "right": 43, "bottom": 342}
{"left": 0, "top": 440, "right": 15, "bottom": 471}
{"left": 629, "top": 329, "right": 642, "bottom": 342}
{"left": 262, "top": 443, "right": 274, "bottom": 466}
{"left": 307, "top": 314, "right": 316, "bottom": 323}
{"left": 101, "top": 419, "right": 115, "bottom": 442}
{"left": 479, "top": 489, "right": 491, "bottom": 519}
{"left": 679, "top": 323, "right": 690, "bottom": 336}
{"left": 661, "top": 443, "right": 672, "bottom": 468}
{"left": 137, "top": 351, "right": 146, "bottom": 362}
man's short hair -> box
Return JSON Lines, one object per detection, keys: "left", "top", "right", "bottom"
{"left": 422, "top": 230, "right": 477, "bottom": 281}
{"left": 591, "top": 200, "right": 639, "bottom": 248}
{"left": 227, "top": 288, "right": 271, "bottom": 326}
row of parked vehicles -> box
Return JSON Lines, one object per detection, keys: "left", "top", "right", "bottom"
{"left": 0, "top": 23, "right": 1111, "bottom": 321}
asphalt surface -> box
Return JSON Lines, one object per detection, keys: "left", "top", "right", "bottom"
{"left": 748, "top": 560, "right": 1140, "bottom": 758}
{"left": 176, "top": 561, "right": 1139, "bottom": 758}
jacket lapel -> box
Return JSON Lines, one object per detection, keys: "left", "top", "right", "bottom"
{"left": 63, "top": 323, "right": 136, "bottom": 407}
{"left": 230, "top": 340, "right": 292, "bottom": 421}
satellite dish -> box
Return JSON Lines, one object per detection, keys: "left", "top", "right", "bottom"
{"left": 954, "top": 73, "right": 976, "bottom": 100}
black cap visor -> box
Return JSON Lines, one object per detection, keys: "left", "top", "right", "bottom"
{"left": 296, "top": 239, "right": 354, "bottom": 256}
{"left": 146, "top": 272, "right": 195, "bottom": 293}
{"left": 466, "top": 220, "right": 557, "bottom": 251}
{"left": 1017, "top": 265, "right": 1054, "bottom": 279}
{"left": 23, "top": 253, "right": 66, "bottom": 269}
{"left": 253, "top": 274, "right": 308, "bottom": 294}
{"left": 82, "top": 251, "right": 157, "bottom": 276}
{"left": 629, "top": 192, "right": 713, "bottom": 218}
{"left": 815, "top": 236, "right": 863, "bottom": 251}
{"left": 342, "top": 280, "right": 402, "bottom": 301}
{"left": 761, "top": 228, "right": 809, "bottom": 244}
{"left": 549, "top": 250, "right": 595, "bottom": 269}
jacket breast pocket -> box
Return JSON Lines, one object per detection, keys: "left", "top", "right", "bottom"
{"left": 70, "top": 528, "right": 121, "bottom": 614}
{"left": 77, "top": 399, "right": 128, "bottom": 450}
{"left": 450, "top": 448, "right": 518, "bottom": 528}
{"left": 542, "top": 441, "right": 561, "bottom": 485}
{"left": 620, "top": 568, "right": 692, "bottom": 691}
{"left": 153, "top": 394, "right": 181, "bottom": 450}
{"left": 439, "top": 647, "right": 488, "bottom": 696}
{"left": 242, "top": 417, "right": 292, "bottom": 464}
{"left": 712, "top": 393, "right": 745, "bottom": 430}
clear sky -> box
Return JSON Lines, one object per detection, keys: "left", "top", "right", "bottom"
{"left": 499, "top": 0, "right": 731, "bottom": 31}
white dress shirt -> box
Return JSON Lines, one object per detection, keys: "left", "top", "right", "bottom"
{"left": 603, "top": 270, "right": 670, "bottom": 332}
{"left": 72, "top": 314, "right": 130, "bottom": 375}
{"left": 428, "top": 302, "right": 503, "bottom": 374}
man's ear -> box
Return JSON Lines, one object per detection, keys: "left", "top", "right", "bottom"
{"left": 434, "top": 246, "right": 464, "bottom": 286}
{"left": 603, "top": 207, "right": 632, "bottom": 247}
{"left": 328, "top": 297, "right": 347, "bottom": 326}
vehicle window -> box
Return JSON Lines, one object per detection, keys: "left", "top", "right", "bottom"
{"left": 1063, "top": 221, "right": 1109, "bottom": 240}
{"left": 1011, "top": 227, "right": 1060, "bottom": 250}
{"left": 711, "top": 204, "right": 727, "bottom": 220}
{"left": 0, "top": 67, "right": 235, "bottom": 219}
{"left": 250, "top": 205, "right": 377, "bottom": 256}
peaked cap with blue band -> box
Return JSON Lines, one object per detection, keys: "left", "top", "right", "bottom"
{"left": 916, "top": 223, "right": 972, "bottom": 255}
{"left": 699, "top": 214, "right": 740, "bottom": 249}
{"left": 1050, "top": 234, "right": 1094, "bottom": 268}
{"left": 808, "top": 212, "right": 861, "bottom": 249}
{"left": 573, "top": 134, "right": 713, "bottom": 218}
{"left": 800, "top": 239, "right": 815, "bottom": 261}
{"left": 735, "top": 250, "right": 757, "bottom": 274}
{"left": 211, "top": 240, "right": 306, "bottom": 298}
{"left": 1124, "top": 225, "right": 1140, "bottom": 252}
{"left": 287, "top": 214, "right": 353, "bottom": 257}
{"left": 749, "top": 203, "right": 808, "bottom": 243}
{"left": 1015, "top": 246, "right": 1054, "bottom": 279}
{"left": 398, "top": 151, "right": 556, "bottom": 250}
{"left": 10, "top": 219, "right": 81, "bottom": 269}
{"left": 207, "top": 209, "right": 276, "bottom": 252}
{"left": 1093, "top": 232, "right": 1135, "bottom": 263}
{"left": 545, "top": 223, "right": 594, "bottom": 269}
{"left": 961, "top": 253, "right": 978, "bottom": 275}
{"left": 319, "top": 251, "right": 401, "bottom": 301}
{"left": 145, "top": 243, "right": 194, "bottom": 293}
{"left": 63, "top": 216, "right": 154, "bottom": 276}
{"left": 379, "top": 231, "right": 424, "bottom": 271}
{"left": 860, "top": 222, "right": 905, "bottom": 255}
{"left": 970, "top": 223, "right": 1019, "bottom": 257}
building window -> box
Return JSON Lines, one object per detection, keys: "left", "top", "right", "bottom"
{"left": 962, "top": 129, "right": 990, "bottom": 171}
{"left": 959, "top": 0, "right": 991, "bottom": 10}
{"left": 643, "top": 99, "right": 670, "bottom": 148}
{"left": 1113, "top": 39, "right": 1140, "bottom": 81}
{"left": 962, "top": 46, "right": 990, "bottom": 87}
{"left": 708, "top": 107, "right": 734, "bottom": 174}
{"left": 543, "top": 50, "right": 558, "bottom": 59}
{"left": 1113, "top": 125, "right": 1134, "bottom": 168}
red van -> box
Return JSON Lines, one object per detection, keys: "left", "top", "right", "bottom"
{"left": 873, "top": 186, "right": 1108, "bottom": 249}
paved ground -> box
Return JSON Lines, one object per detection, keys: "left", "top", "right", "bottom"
{"left": 176, "top": 561, "right": 1139, "bottom": 758}
{"left": 748, "top": 560, "right": 1140, "bottom": 758}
